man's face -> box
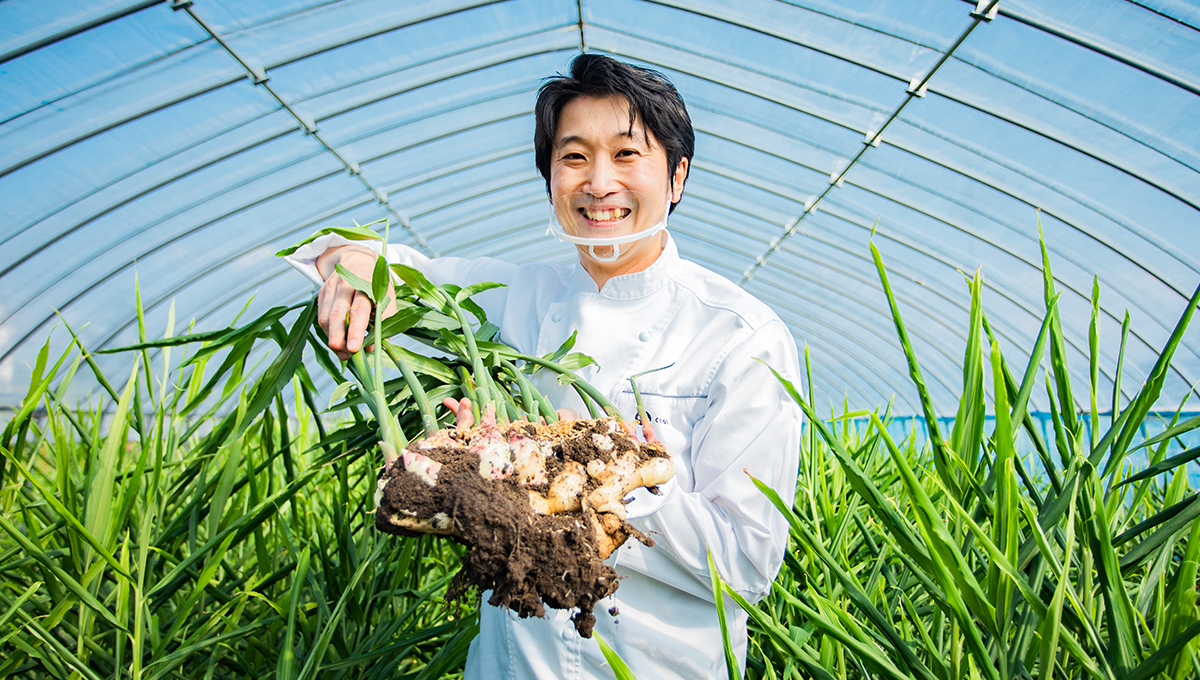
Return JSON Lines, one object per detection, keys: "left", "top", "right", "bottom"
{"left": 550, "top": 94, "right": 687, "bottom": 266}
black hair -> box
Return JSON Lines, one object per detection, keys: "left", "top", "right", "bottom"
{"left": 534, "top": 53, "right": 695, "bottom": 212}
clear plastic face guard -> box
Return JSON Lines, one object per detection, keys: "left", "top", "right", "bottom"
{"left": 546, "top": 190, "right": 669, "bottom": 263}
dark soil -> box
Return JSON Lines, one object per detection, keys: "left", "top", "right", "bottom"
{"left": 374, "top": 417, "right": 668, "bottom": 637}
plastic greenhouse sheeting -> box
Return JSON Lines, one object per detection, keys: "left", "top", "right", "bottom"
{"left": 1, "top": 0, "right": 1198, "bottom": 419}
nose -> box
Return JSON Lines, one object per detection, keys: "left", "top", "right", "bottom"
{"left": 583, "top": 155, "right": 621, "bottom": 197}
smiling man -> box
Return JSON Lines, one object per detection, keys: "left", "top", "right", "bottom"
{"left": 286, "top": 54, "right": 803, "bottom": 679}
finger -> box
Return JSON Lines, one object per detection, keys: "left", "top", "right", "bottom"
{"left": 444, "top": 397, "right": 474, "bottom": 430}
{"left": 317, "top": 280, "right": 332, "bottom": 331}
{"left": 556, "top": 407, "right": 583, "bottom": 421}
{"left": 345, "top": 292, "right": 373, "bottom": 354}
{"left": 325, "top": 283, "right": 351, "bottom": 356}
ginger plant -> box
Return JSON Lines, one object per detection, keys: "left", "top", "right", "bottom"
{"left": 297, "top": 223, "right": 676, "bottom": 635}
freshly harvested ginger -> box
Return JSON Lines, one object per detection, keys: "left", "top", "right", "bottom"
{"left": 373, "top": 407, "right": 674, "bottom": 637}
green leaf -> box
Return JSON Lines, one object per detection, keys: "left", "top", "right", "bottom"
{"left": 722, "top": 585, "right": 840, "bottom": 680}
{"left": 746, "top": 473, "right": 938, "bottom": 680}
{"left": 385, "top": 343, "right": 457, "bottom": 384}
{"left": 389, "top": 263, "right": 446, "bottom": 308}
{"left": 181, "top": 335, "right": 256, "bottom": 414}
{"left": 234, "top": 298, "right": 319, "bottom": 441}
{"left": 98, "top": 303, "right": 298, "bottom": 361}
{"left": 278, "top": 546, "right": 311, "bottom": 680}
{"left": 1040, "top": 221, "right": 1080, "bottom": 439}
{"left": 1131, "top": 414, "right": 1200, "bottom": 452}
{"left": 766, "top": 361, "right": 932, "bottom": 571}
{"left": 295, "top": 541, "right": 386, "bottom": 680}
{"left": 1106, "top": 279, "right": 1200, "bottom": 477}
{"left": 948, "top": 271, "right": 986, "bottom": 483}
{"left": 371, "top": 249, "right": 390, "bottom": 307}
{"left": 328, "top": 381, "right": 357, "bottom": 409}
{"left": 594, "top": 631, "right": 639, "bottom": 680}
{"left": 13, "top": 606, "right": 104, "bottom": 680}
{"left": 379, "top": 305, "right": 430, "bottom": 338}
{"left": 334, "top": 263, "right": 376, "bottom": 303}
{"left": 869, "top": 414, "right": 1000, "bottom": 680}
{"left": 1124, "top": 620, "right": 1200, "bottom": 680}
{"left": 1117, "top": 445, "right": 1200, "bottom": 488}
{"left": 544, "top": 329, "right": 579, "bottom": 363}
{"left": 83, "top": 360, "right": 139, "bottom": 569}
{"left": 0, "top": 447, "right": 132, "bottom": 581}
{"left": 870, "top": 242, "right": 962, "bottom": 502}
{"left": 0, "top": 514, "right": 127, "bottom": 632}
{"left": 1117, "top": 493, "right": 1200, "bottom": 571}
{"left": 707, "top": 548, "right": 740, "bottom": 680}
{"left": 2, "top": 337, "right": 70, "bottom": 446}
{"left": 0, "top": 581, "right": 41, "bottom": 632}
{"left": 551, "top": 352, "right": 598, "bottom": 371}
{"left": 274, "top": 222, "right": 384, "bottom": 256}
{"left": 455, "top": 281, "right": 507, "bottom": 324}
{"left": 1080, "top": 471, "right": 1140, "bottom": 675}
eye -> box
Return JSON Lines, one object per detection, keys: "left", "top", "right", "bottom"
{"left": 560, "top": 151, "right": 585, "bottom": 161}
{"left": 616, "top": 148, "right": 639, "bottom": 157}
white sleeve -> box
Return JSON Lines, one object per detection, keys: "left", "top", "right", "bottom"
{"left": 634, "top": 319, "right": 803, "bottom": 602}
{"left": 282, "top": 234, "right": 520, "bottom": 321}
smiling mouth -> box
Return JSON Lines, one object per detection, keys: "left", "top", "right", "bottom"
{"left": 577, "top": 206, "right": 631, "bottom": 223}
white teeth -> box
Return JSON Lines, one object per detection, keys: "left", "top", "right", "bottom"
{"left": 582, "top": 207, "right": 630, "bottom": 222}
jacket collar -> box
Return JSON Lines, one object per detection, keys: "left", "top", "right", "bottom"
{"left": 571, "top": 232, "right": 678, "bottom": 299}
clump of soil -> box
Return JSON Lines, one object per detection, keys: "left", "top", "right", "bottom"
{"left": 374, "top": 416, "right": 673, "bottom": 637}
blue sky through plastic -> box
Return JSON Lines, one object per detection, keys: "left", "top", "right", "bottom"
{"left": 1, "top": 0, "right": 1197, "bottom": 431}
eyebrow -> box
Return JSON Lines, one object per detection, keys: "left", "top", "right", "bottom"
{"left": 554, "top": 129, "right": 639, "bottom": 149}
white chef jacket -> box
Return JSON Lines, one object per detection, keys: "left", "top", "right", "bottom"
{"left": 286, "top": 233, "right": 803, "bottom": 679}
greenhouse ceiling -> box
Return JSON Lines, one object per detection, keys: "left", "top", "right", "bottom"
{"left": 2, "top": 0, "right": 1198, "bottom": 416}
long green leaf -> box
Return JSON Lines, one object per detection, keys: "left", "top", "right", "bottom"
{"left": 274, "top": 222, "right": 384, "bottom": 257}
{"left": 1124, "top": 620, "right": 1200, "bottom": 680}
{"left": 295, "top": 541, "right": 386, "bottom": 680}
{"left": 870, "top": 414, "right": 1000, "bottom": 680}
{"left": 722, "top": 585, "right": 840, "bottom": 680}
{"left": 334, "top": 263, "right": 376, "bottom": 303}
{"left": 871, "top": 242, "right": 962, "bottom": 502}
{"left": 234, "top": 298, "right": 319, "bottom": 440}
{"left": 0, "top": 514, "right": 126, "bottom": 631}
{"left": 948, "top": 271, "right": 986, "bottom": 486}
{"left": 707, "top": 547, "right": 741, "bottom": 680}
{"left": 0, "top": 447, "right": 132, "bottom": 580}
{"left": 1131, "top": 414, "right": 1200, "bottom": 452}
{"left": 83, "top": 360, "right": 139, "bottom": 573}
{"left": 1080, "top": 471, "right": 1140, "bottom": 675}
{"left": 594, "top": 631, "right": 638, "bottom": 680}
{"left": 278, "top": 546, "right": 311, "bottom": 680}
{"left": 747, "top": 473, "right": 938, "bottom": 680}
{"left": 1106, "top": 280, "right": 1200, "bottom": 477}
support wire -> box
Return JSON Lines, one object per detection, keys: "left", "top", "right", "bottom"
{"left": 739, "top": 0, "right": 1000, "bottom": 285}
{"left": 175, "top": 1, "right": 437, "bottom": 256}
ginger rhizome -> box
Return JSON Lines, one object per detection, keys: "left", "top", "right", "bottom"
{"left": 374, "top": 405, "right": 674, "bottom": 637}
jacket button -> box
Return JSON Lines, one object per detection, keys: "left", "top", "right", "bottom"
{"left": 551, "top": 312, "right": 562, "bottom": 322}
{"left": 638, "top": 331, "right": 650, "bottom": 342}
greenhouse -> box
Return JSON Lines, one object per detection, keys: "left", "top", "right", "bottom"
{"left": 2, "top": 0, "right": 1199, "bottom": 678}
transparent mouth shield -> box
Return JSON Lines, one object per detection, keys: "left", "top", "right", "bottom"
{"left": 546, "top": 190, "right": 669, "bottom": 263}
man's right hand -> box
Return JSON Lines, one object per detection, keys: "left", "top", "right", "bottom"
{"left": 315, "top": 245, "right": 397, "bottom": 360}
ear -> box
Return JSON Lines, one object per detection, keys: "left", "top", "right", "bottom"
{"left": 670, "top": 157, "right": 689, "bottom": 203}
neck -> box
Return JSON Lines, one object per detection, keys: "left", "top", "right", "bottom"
{"left": 579, "top": 232, "right": 668, "bottom": 290}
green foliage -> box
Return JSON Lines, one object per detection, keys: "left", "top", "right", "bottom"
{"left": 5, "top": 226, "right": 1199, "bottom": 679}
{"left": 0, "top": 229, "right": 634, "bottom": 677}
{"left": 0, "top": 344, "right": 474, "bottom": 678}
{"left": 726, "top": 239, "right": 1200, "bottom": 680}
